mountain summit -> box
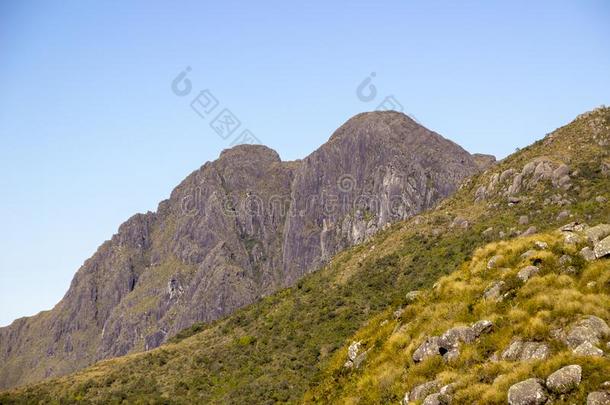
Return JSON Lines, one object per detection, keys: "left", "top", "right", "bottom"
{"left": 0, "top": 111, "right": 481, "bottom": 389}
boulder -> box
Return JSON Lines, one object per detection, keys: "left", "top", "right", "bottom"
{"left": 507, "top": 378, "right": 548, "bottom": 405}
{"left": 484, "top": 281, "right": 505, "bottom": 302}
{"left": 563, "top": 316, "right": 610, "bottom": 349}
{"left": 580, "top": 247, "right": 597, "bottom": 262}
{"left": 594, "top": 236, "right": 610, "bottom": 258}
{"left": 519, "top": 215, "right": 529, "bottom": 225}
{"left": 517, "top": 266, "right": 540, "bottom": 282}
{"left": 545, "top": 365, "right": 582, "bottom": 394}
{"left": 521, "top": 227, "right": 538, "bottom": 237}
{"left": 585, "top": 224, "right": 610, "bottom": 244}
{"left": 413, "top": 337, "right": 441, "bottom": 363}
{"left": 574, "top": 341, "right": 604, "bottom": 357}
{"left": 587, "top": 391, "right": 610, "bottom": 405}
{"left": 534, "top": 241, "right": 548, "bottom": 250}
{"left": 422, "top": 394, "right": 441, "bottom": 405}
{"left": 521, "top": 250, "right": 537, "bottom": 260}
{"left": 487, "top": 255, "right": 504, "bottom": 270}
{"left": 471, "top": 320, "right": 494, "bottom": 336}
{"left": 501, "top": 340, "right": 550, "bottom": 361}
{"left": 408, "top": 380, "right": 440, "bottom": 402}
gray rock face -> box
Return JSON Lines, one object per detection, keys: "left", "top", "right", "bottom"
{"left": 545, "top": 365, "right": 582, "bottom": 394}
{"left": 0, "top": 111, "right": 482, "bottom": 389}
{"left": 281, "top": 111, "right": 478, "bottom": 284}
{"left": 507, "top": 378, "right": 548, "bottom": 405}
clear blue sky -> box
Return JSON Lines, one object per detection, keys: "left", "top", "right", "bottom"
{"left": 0, "top": 0, "right": 608, "bottom": 327}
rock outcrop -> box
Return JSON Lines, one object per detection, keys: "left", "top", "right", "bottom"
{"left": 0, "top": 111, "right": 481, "bottom": 389}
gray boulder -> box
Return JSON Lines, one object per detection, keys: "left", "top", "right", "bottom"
{"left": 413, "top": 337, "right": 441, "bottom": 363}
{"left": 581, "top": 247, "right": 597, "bottom": 261}
{"left": 408, "top": 380, "right": 440, "bottom": 402}
{"left": 594, "top": 235, "right": 610, "bottom": 258}
{"left": 574, "top": 341, "right": 604, "bottom": 357}
{"left": 507, "top": 378, "right": 548, "bottom": 405}
{"left": 487, "top": 255, "right": 504, "bottom": 269}
{"left": 471, "top": 320, "right": 494, "bottom": 336}
{"left": 545, "top": 365, "right": 582, "bottom": 394}
{"left": 563, "top": 315, "right": 610, "bottom": 349}
{"left": 484, "top": 281, "right": 506, "bottom": 301}
{"left": 502, "top": 340, "right": 550, "bottom": 361}
{"left": 517, "top": 266, "right": 540, "bottom": 282}
{"left": 585, "top": 224, "right": 610, "bottom": 244}
{"left": 588, "top": 391, "right": 610, "bottom": 405}
{"left": 405, "top": 290, "right": 421, "bottom": 303}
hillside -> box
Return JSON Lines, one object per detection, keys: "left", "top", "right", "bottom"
{"left": 0, "top": 111, "right": 478, "bottom": 389}
{"left": 307, "top": 228, "right": 610, "bottom": 404}
{"left": 1, "top": 107, "right": 609, "bottom": 404}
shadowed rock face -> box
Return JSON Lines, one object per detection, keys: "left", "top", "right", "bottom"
{"left": 0, "top": 111, "right": 480, "bottom": 389}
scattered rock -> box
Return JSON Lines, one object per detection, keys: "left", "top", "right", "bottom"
{"left": 502, "top": 340, "right": 550, "bottom": 361}
{"left": 557, "top": 210, "right": 570, "bottom": 221}
{"left": 534, "top": 241, "right": 548, "bottom": 250}
{"left": 521, "top": 227, "right": 538, "bottom": 237}
{"left": 405, "top": 290, "right": 421, "bottom": 303}
{"left": 587, "top": 391, "right": 610, "bottom": 405}
{"left": 517, "top": 266, "right": 540, "bottom": 282}
{"left": 408, "top": 380, "right": 440, "bottom": 402}
{"left": 393, "top": 308, "right": 404, "bottom": 319}
{"left": 471, "top": 320, "right": 494, "bottom": 336}
{"left": 487, "top": 255, "right": 504, "bottom": 270}
{"left": 596, "top": 196, "right": 608, "bottom": 204}
{"left": 500, "top": 169, "right": 517, "bottom": 183}
{"left": 574, "top": 341, "right": 604, "bottom": 357}
{"left": 344, "top": 341, "right": 368, "bottom": 368}
{"left": 422, "top": 393, "right": 442, "bottom": 405}
{"left": 546, "top": 365, "right": 582, "bottom": 394}
{"left": 484, "top": 281, "right": 506, "bottom": 302}
{"left": 563, "top": 315, "right": 610, "bottom": 349}
{"left": 585, "top": 224, "right": 610, "bottom": 244}
{"left": 559, "top": 255, "right": 573, "bottom": 266}
{"left": 519, "top": 216, "right": 530, "bottom": 225}
{"left": 482, "top": 227, "right": 494, "bottom": 237}
{"left": 521, "top": 250, "right": 537, "bottom": 260}
{"left": 508, "top": 378, "right": 548, "bottom": 405}
{"left": 580, "top": 247, "right": 597, "bottom": 262}
{"left": 451, "top": 217, "right": 470, "bottom": 229}
{"left": 594, "top": 235, "right": 610, "bottom": 258}
{"left": 413, "top": 337, "right": 442, "bottom": 363}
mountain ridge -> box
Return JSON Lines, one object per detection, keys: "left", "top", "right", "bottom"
{"left": 0, "top": 110, "right": 480, "bottom": 390}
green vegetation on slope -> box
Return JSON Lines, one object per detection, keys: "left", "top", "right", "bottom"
{"left": 1, "top": 108, "right": 609, "bottom": 404}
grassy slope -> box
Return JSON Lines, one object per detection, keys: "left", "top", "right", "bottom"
{"left": 306, "top": 231, "right": 610, "bottom": 404}
{"left": 1, "top": 108, "right": 609, "bottom": 404}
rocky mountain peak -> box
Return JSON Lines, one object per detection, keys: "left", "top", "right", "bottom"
{"left": 0, "top": 111, "right": 481, "bottom": 390}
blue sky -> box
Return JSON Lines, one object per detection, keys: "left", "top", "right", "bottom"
{"left": 0, "top": 0, "right": 608, "bottom": 326}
